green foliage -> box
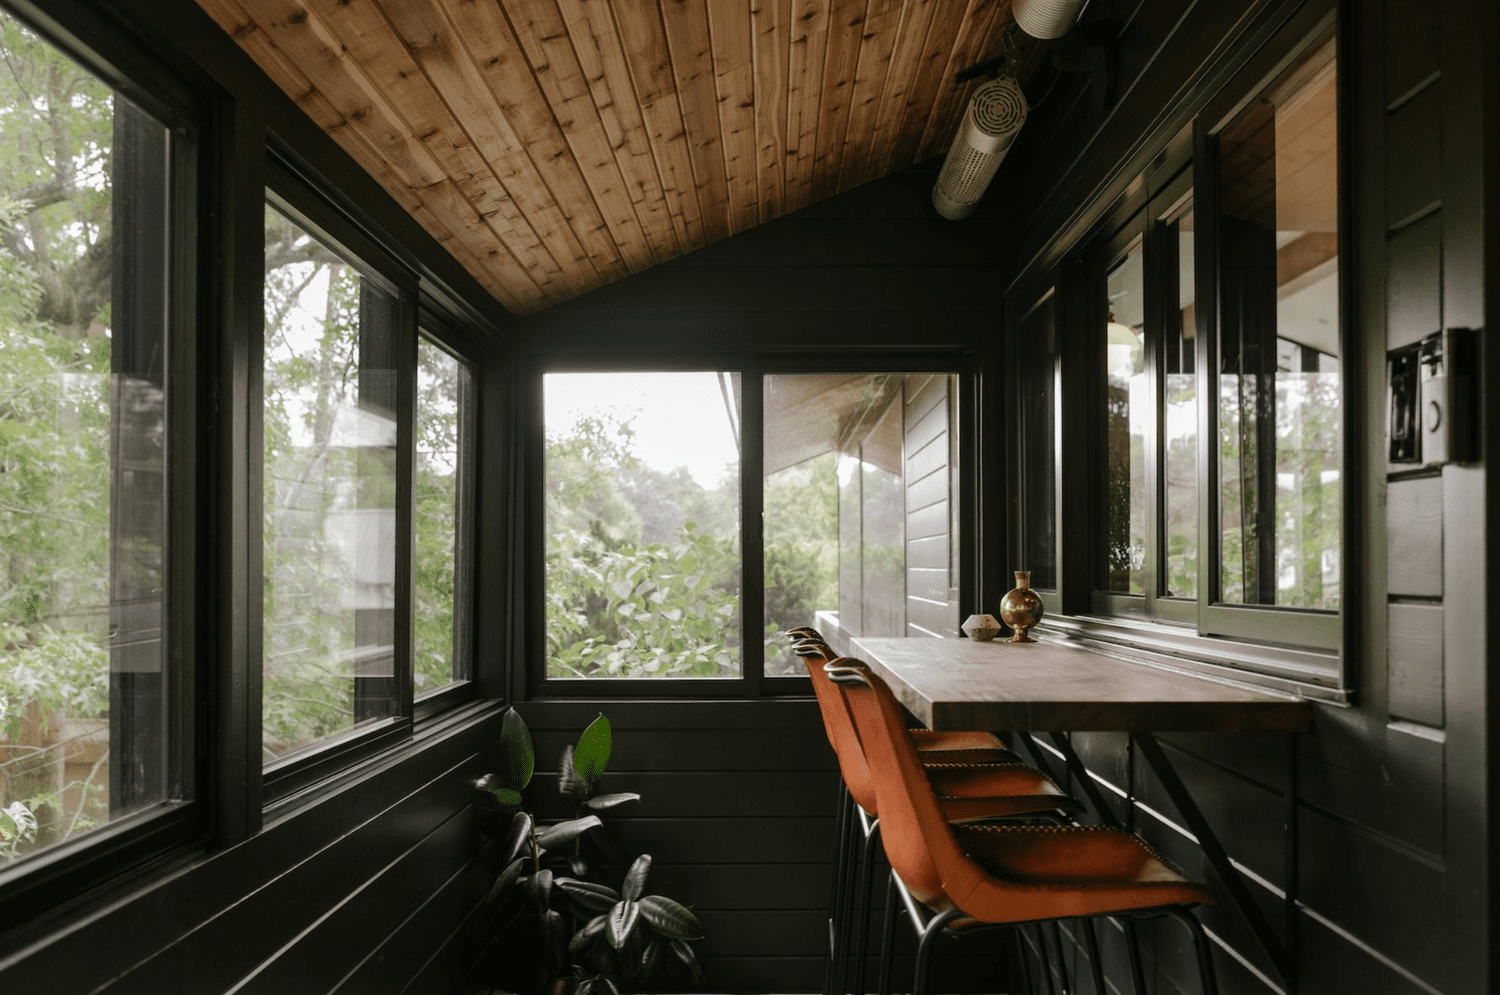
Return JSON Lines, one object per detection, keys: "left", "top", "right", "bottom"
{"left": 479, "top": 710, "right": 703, "bottom": 994}
{"left": 0, "top": 14, "right": 123, "bottom": 863}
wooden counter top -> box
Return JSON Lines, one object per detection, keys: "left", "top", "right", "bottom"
{"left": 849, "top": 636, "right": 1312, "bottom": 733}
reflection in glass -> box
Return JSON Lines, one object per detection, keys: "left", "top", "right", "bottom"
{"left": 544, "top": 372, "right": 742, "bottom": 679}
{"left": 1105, "top": 246, "right": 1146, "bottom": 594}
{"left": 263, "top": 206, "right": 398, "bottom": 761}
{"left": 763, "top": 374, "right": 956, "bottom": 674}
{"left": 1164, "top": 212, "right": 1198, "bottom": 598}
{"left": 0, "top": 13, "right": 171, "bottom": 862}
{"left": 1216, "top": 29, "right": 1340, "bottom": 611}
{"left": 415, "top": 337, "right": 472, "bottom": 695}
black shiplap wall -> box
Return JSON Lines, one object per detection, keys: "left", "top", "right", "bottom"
{"left": 0, "top": 704, "right": 505, "bottom": 995}
{"left": 996, "top": 1, "right": 1495, "bottom": 993}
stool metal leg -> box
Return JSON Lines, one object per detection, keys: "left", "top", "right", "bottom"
{"left": 851, "top": 819, "right": 882, "bottom": 995}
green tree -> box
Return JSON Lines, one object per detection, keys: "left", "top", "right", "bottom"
{"left": 0, "top": 13, "right": 118, "bottom": 861}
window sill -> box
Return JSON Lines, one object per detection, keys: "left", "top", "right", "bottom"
{"left": 1035, "top": 615, "right": 1352, "bottom": 706}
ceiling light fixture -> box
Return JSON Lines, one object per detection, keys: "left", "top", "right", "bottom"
{"left": 931, "top": 71, "right": 1028, "bottom": 221}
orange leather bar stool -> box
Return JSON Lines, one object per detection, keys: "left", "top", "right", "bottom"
{"left": 825, "top": 657, "right": 1219, "bottom": 995}
{"left": 790, "top": 631, "right": 1082, "bottom": 995}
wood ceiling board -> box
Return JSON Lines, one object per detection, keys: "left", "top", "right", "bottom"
{"left": 553, "top": 0, "right": 684, "bottom": 262}
{"left": 752, "top": 0, "right": 794, "bottom": 220}
{"left": 705, "top": 1, "right": 762, "bottom": 233}
{"left": 503, "top": 0, "right": 660, "bottom": 268}
{"left": 382, "top": 0, "right": 615, "bottom": 299}
{"left": 201, "top": 0, "right": 1022, "bottom": 317}
{"left": 783, "top": 0, "right": 831, "bottom": 214}
{"left": 462, "top": 0, "right": 653, "bottom": 276}
{"left": 809, "top": 0, "right": 867, "bottom": 204}
{"left": 612, "top": 0, "right": 711, "bottom": 251}
{"left": 912, "top": 0, "right": 999, "bottom": 163}
{"left": 837, "top": 0, "right": 905, "bottom": 193}
{"left": 660, "top": 0, "right": 734, "bottom": 243}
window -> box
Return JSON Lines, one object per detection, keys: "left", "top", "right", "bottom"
{"left": 539, "top": 367, "right": 963, "bottom": 688}
{"left": 0, "top": 8, "right": 175, "bottom": 865}
{"left": 544, "top": 371, "right": 743, "bottom": 680}
{"left": 1067, "top": 18, "right": 1342, "bottom": 663}
{"left": 262, "top": 203, "right": 403, "bottom": 763}
{"left": 415, "top": 334, "right": 473, "bottom": 697}
{"left": 763, "top": 373, "right": 961, "bottom": 674}
{"left": 1213, "top": 27, "right": 1340, "bottom": 616}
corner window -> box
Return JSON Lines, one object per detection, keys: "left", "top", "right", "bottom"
{"left": 0, "top": 10, "right": 174, "bottom": 863}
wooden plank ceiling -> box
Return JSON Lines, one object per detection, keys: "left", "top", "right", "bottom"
{"left": 197, "top": 0, "right": 1041, "bottom": 316}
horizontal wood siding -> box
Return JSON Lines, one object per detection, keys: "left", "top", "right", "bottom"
{"left": 517, "top": 699, "right": 839, "bottom": 992}
{"left": 0, "top": 705, "right": 506, "bottom": 995}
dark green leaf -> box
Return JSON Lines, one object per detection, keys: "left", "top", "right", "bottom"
{"left": 501, "top": 810, "right": 533, "bottom": 867}
{"left": 554, "top": 876, "right": 621, "bottom": 912}
{"left": 568, "top": 855, "right": 590, "bottom": 878}
{"left": 621, "top": 854, "right": 651, "bottom": 901}
{"left": 582, "top": 792, "right": 640, "bottom": 812}
{"left": 668, "top": 939, "right": 707, "bottom": 984}
{"left": 500, "top": 708, "right": 535, "bottom": 791}
{"left": 573, "top": 713, "right": 612, "bottom": 783}
{"left": 559, "top": 744, "right": 588, "bottom": 803}
{"left": 638, "top": 895, "right": 703, "bottom": 940}
{"left": 484, "top": 855, "right": 527, "bottom": 907}
{"left": 570, "top": 913, "right": 607, "bottom": 953}
{"left": 607, "top": 899, "right": 640, "bottom": 949}
{"left": 534, "top": 815, "right": 602, "bottom": 850}
{"left": 596, "top": 977, "right": 621, "bottom": 995}
{"left": 524, "top": 867, "right": 553, "bottom": 910}
{"left": 574, "top": 980, "right": 594, "bottom": 995}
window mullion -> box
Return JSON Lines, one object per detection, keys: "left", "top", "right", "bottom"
{"left": 1193, "top": 125, "right": 1221, "bottom": 632}
{"left": 743, "top": 367, "right": 764, "bottom": 693}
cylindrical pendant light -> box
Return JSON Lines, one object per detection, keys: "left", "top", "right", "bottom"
{"left": 932, "top": 76, "right": 1029, "bottom": 220}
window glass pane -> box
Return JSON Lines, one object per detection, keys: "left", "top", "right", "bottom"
{"left": 263, "top": 206, "right": 398, "bottom": 762}
{"left": 1018, "top": 299, "right": 1057, "bottom": 590}
{"left": 764, "top": 373, "right": 957, "bottom": 674}
{"left": 415, "top": 336, "right": 471, "bottom": 695}
{"left": 545, "top": 372, "right": 741, "bottom": 679}
{"left": 1164, "top": 211, "right": 1198, "bottom": 598}
{"left": 1104, "top": 245, "right": 1146, "bottom": 593}
{"left": 0, "top": 14, "right": 170, "bottom": 861}
{"left": 1216, "top": 29, "right": 1340, "bottom": 611}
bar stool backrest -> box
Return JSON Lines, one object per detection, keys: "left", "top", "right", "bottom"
{"left": 827, "top": 659, "right": 960, "bottom": 909}
{"left": 795, "top": 641, "right": 878, "bottom": 815}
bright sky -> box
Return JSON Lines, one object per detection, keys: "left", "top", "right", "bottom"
{"left": 544, "top": 372, "right": 741, "bottom": 489}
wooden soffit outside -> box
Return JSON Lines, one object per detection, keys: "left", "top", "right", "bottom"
{"left": 196, "top": 0, "right": 1040, "bottom": 316}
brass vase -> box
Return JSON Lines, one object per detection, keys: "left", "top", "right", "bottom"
{"left": 999, "top": 570, "right": 1043, "bottom": 643}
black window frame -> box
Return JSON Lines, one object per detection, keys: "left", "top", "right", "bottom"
{"left": 0, "top": 0, "right": 206, "bottom": 932}
{"left": 1023, "top": 0, "right": 1352, "bottom": 698}
{"left": 524, "top": 348, "right": 977, "bottom": 700}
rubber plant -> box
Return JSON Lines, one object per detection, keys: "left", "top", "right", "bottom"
{"left": 477, "top": 710, "right": 705, "bottom": 995}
